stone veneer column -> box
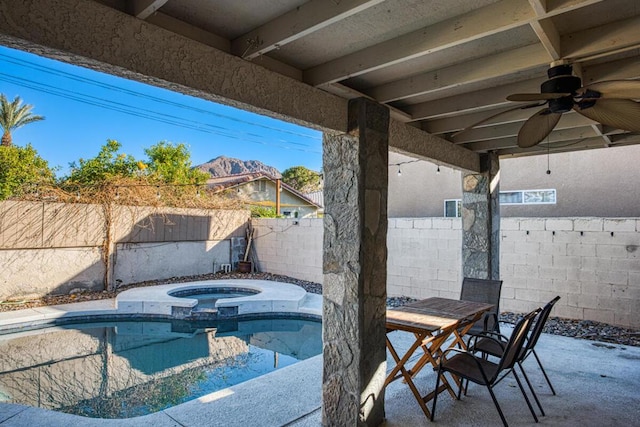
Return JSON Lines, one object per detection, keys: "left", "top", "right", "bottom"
{"left": 322, "top": 98, "right": 389, "bottom": 426}
{"left": 461, "top": 152, "right": 500, "bottom": 279}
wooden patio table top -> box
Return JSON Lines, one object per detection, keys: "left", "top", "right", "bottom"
{"left": 385, "top": 297, "right": 494, "bottom": 420}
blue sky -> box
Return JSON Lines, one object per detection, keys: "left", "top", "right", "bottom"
{"left": 0, "top": 45, "right": 323, "bottom": 177}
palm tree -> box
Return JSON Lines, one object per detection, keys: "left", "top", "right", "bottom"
{"left": 0, "top": 94, "right": 45, "bottom": 147}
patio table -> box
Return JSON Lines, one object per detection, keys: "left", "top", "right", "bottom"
{"left": 385, "top": 297, "right": 494, "bottom": 419}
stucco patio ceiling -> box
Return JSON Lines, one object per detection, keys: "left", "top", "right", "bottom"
{"left": 1, "top": 0, "right": 639, "bottom": 163}
{"left": 131, "top": 0, "right": 640, "bottom": 156}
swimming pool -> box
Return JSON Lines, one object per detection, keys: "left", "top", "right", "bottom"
{"left": 0, "top": 316, "right": 322, "bottom": 419}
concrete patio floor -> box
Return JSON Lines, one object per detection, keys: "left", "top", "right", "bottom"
{"left": 0, "top": 299, "right": 638, "bottom": 426}
{"left": 295, "top": 325, "right": 640, "bottom": 427}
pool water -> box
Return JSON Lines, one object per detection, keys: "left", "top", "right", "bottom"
{"left": 170, "top": 288, "right": 259, "bottom": 310}
{"left": 189, "top": 292, "right": 255, "bottom": 309}
{"left": 0, "top": 317, "right": 321, "bottom": 419}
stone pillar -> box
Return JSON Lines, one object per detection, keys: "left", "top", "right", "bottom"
{"left": 322, "top": 98, "right": 389, "bottom": 426}
{"left": 461, "top": 152, "right": 500, "bottom": 280}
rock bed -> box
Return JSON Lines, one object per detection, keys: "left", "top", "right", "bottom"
{"left": 2, "top": 272, "right": 638, "bottom": 347}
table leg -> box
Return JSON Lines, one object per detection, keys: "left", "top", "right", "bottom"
{"left": 386, "top": 334, "right": 434, "bottom": 419}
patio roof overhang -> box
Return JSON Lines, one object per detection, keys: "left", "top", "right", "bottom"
{"left": 3, "top": 1, "right": 638, "bottom": 171}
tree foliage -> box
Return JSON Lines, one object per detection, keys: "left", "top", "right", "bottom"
{"left": 249, "top": 205, "right": 280, "bottom": 218}
{"left": 0, "top": 144, "right": 55, "bottom": 200}
{"left": 64, "top": 140, "right": 209, "bottom": 188}
{"left": 144, "top": 141, "right": 209, "bottom": 185}
{"left": 281, "top": 166, "right": 322, "bottom": 193}
{"left": 66, "top": 139, "right": 140, "bottom": 185}
{"left": 0, "top": 94, "right": 45, "bottom": 147}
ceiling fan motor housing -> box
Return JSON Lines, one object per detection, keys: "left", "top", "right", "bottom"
{"left": 541, "top": 65, "right": 582, "bottom": 113}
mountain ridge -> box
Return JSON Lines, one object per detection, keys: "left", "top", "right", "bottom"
{"left": 196, "top": 155, "right": 281, "bottom": 178}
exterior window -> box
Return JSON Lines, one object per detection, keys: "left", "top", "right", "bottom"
{"left": 258, "top": 180, "right": 267, "bottom": 192}
{"left": 500, "top": 189, "right": 556, "bottom": 205}
{"left": 444, "top": 199, "right": 461, "bottom": 217}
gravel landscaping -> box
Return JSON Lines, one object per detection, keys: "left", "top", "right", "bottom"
{"left": 1, "top": 272, "right": 638, "bottom": 347}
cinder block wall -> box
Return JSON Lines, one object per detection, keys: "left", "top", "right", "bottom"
{"left": 501, "top": 218, "right": 639, "bottom": 328}
{"left": 387, "top": 218, "right": 462, "bottom": 300}
{"left": 252, "top": 218, "right": 323, "bottom": 284}
{"left": 252, "top": 217, "right": 640, "bottom": 328}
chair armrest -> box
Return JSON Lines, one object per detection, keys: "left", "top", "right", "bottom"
{"left": 467, "top": 332, "right": 508, "bottom": 353}
{"left": 438, "top": 348, "right": 492, "bottom": 382}
{"left": 483, "top": 312, "right": 498, "bottom": 332}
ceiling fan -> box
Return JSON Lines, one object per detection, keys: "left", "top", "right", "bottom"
{"left": 507, "top": 64, "right": 640, "bottom": 148}
{"left": 454, "top": 63, "right": 640, "bottom": 148}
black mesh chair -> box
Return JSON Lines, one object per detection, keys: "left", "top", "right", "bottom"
{"left": 431, "top": 308, "right": 541, "bottom": 427}
{"left": 460, "top": 277, "right": 503, "bottom": 336}
{"left": 469, "top": 296, "right": 562, "bottom": 416}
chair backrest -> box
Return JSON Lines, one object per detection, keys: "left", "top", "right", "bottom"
{"left": 460, "top": 277, "right": 503, "bottom": 333}
{"left": 495, "top": 308, "right": 540, "bottom": 376}
{"left": 525, "top": 296, "right": 561, "bottom": 352}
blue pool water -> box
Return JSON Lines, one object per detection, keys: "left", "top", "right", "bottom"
{"left": 170, "top": 287, "right": 259, "bottom": 309}
{"left": 0, "top": 317, "right": 321, "bottom": 419}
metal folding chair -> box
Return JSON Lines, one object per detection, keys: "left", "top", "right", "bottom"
{"left": 431, "top": 308, "right": 541, "bottom": 427}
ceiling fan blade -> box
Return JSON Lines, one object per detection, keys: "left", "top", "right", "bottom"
{"left": 451, "top": 103, "right": 543, "bottom": 139}
{"left": 507, "top": 93, "right": 570, "bottom": 102}
{"left": 517, "top": 109, "right": 562, "bottom": 148}
{"left": 574, "top": 99, "right": 640, "bottom": 132}
{"left": 577, "top": 80, "right": 640, "bottom": 100}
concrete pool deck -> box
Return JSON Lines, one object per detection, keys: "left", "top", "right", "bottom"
{"left": 1, "top": 289, "right": 639, "bottom": 426}
{"left": 0, "top": 280, "right": 321, "bottom": 332}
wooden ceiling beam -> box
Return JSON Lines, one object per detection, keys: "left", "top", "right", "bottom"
{"left": 406, "top": 78, "right": 544, "bottom": 120}
{"left": 129, "top": 0, "right": 168, "bottom": 20}
{"left": 496, "top": 135, "right": 624, "bottom": 156}
{"left": 581, "top": 56, "right": 640, "bottom": 83}
{"left": 464, "top": 126, "right": 598, "bottom": 151}
{"left": 146, "top": 12, "right": 230, "bottom": 52}
{"left": 368, "top": 44, "right": 549, "bottom": 103}
{"left": 304, "top": 0, "right": 536, "bottom": 86}
{"left": 304, "top": 0, "right": 602, "bottom": 87}
{"left": 530, "top": 18, "right": 561, "bottom": 60}
{"left": 231, "top": 0, "right": 384, "bottom": 60}
{"left": 145, "top": 12, "right": 303, "bottom": 80}
{"left": 453, "top": 117, "right": 596, "bottom": 144}
{"left": 562, "top": 15, "right": 640, "bottom": 60}
{"left": 424, "top": 105, "right": 542, "bottom": 134}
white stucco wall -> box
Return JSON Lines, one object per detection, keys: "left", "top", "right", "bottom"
{"left": 113, "top": 240, "right": 231, "bottom": 285}
{"left": 252, "top": 217, "right": 640, "bottom": 328}
{"left": 0, "top": 247, "right": 105, "bottom": 297}
{"left": 0, "top": 202, "right": 249, "bottom": 299}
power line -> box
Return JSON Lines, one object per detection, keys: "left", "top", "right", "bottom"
{"left": 0, "top": 52, "right": 322, "bottom": 143}
{"left": 0, "top": 72, "right": 321, "bottom": 154}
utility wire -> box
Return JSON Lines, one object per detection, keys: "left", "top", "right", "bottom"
{"left": 0, "top": 52, "right": 321, "bottom": 143}
{"left": 0, "top": 72, "right": 321, "bottom": 154}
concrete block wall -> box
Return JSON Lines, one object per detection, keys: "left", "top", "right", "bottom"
{"left": 252, "top": 217, "right": 639, "bottom": 328}
{"left": 387, "top": 218, "right": 462, "bottom": 300}
{"left": 252, "top": 218, "right": 323, "bottom": 284}
{"left": 501, "top": 218, "right": 640, "bottom": 328}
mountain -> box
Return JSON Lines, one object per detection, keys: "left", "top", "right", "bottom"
{"left": 196, "top": 156, "right": 281, "bottom": 178}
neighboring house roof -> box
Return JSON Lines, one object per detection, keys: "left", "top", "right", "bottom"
{"left": 206, "top": 172, "right": 322, "bottom": 208}
{"left": 304, "top": 191, "right": 324, "bottom": 208}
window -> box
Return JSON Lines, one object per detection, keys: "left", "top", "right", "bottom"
{"left": 499, "top": 189, "right": 556, "bottom": 205}
{"left": 258, "top": 180, "right": 267, "bottom": 192}
{"left": 444, "top": 199, "right": 461, "bottom": 217}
